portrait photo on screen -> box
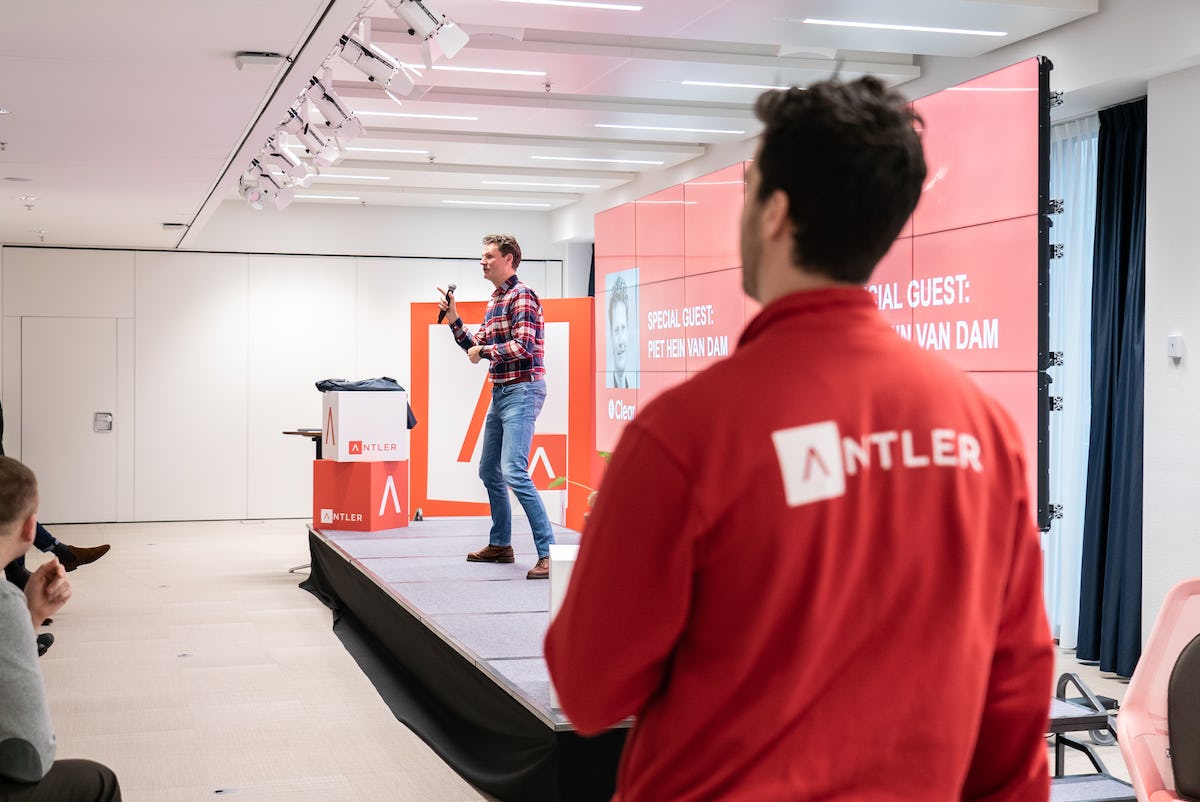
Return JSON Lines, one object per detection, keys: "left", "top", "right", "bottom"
{"left": 606, "top": 268, "right": 639, "bottom": 388}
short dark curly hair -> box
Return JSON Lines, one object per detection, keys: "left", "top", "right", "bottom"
{"left": 753, "top": 76, "right": 926, "bottom": 284}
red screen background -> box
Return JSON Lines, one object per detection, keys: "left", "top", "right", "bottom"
{"left": 595, "top": 59, "right": 1045, "bottom": 507}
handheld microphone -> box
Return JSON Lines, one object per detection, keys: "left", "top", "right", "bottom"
{"left": 438, "top": 283, "right": 457, "bottom": 324}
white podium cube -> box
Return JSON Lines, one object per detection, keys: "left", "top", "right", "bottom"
{"left": 548, "top": 543, "right": 580, "bottom": 710}
{"left": 321, "top": 391, "right": 410, "bottom": 462}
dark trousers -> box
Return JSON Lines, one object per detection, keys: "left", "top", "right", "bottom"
{"left": 4, "top": 525, "right": 62, "bottom": 588}
{"left": 0, "top": 759, "right": 121, "bottom": 801}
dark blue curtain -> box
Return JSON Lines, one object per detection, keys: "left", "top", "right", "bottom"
{"left": 1076, "top": 98, "right": 1146, "bottom": 678}
{"left": 587, "top": 244, "right": 596, "bottom": 297}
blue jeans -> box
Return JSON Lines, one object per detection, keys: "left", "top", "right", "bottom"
{"left": 479, "top": 379, "right": 555, "bottom": 558}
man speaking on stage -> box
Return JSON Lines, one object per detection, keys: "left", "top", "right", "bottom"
{"left": 438, "top": 233, "right": 556, "bottom": 580}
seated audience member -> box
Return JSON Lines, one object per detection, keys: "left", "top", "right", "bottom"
{"left": 0, "top": 456, "right": 122, "bottom": 801}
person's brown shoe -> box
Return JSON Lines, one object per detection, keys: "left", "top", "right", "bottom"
{"left": 62, "top": 544, "right": 111, "bottom": 572}
{"left": 526, "top": 557, "right": 550, "bottom": 580}
{"left": 467, "top": 544, "right": 515, "bottom": 563}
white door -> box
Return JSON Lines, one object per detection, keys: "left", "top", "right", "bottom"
{"left": 21, "top": 317, "right": 118, "bottom": 523}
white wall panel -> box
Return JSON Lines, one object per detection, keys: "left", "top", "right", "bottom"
{"left": 515, "top": 261, "right": 548, "bottom": 300}
{"left": 116, "top": 318, "right": 135, "bottom": 520}
{"left": 2, "top": 317, "right": 20, "bottom": 457}
{"left": 451, "top": 259, "right": 556, "bottom": 303}
{"left": 190, "top": 201, "right": 565, "bottom": 263}
{"left": 3, "top": 248, "right": 134, "bottom": 318}
{"left": 544, "top": 260, "right": 565, "bottom": 299}
{"left": 1144, "top": 65, "right": 1200, "bottom": 638}
{"left": 0, "top": 239, "right": 569, "bottom": 524}
{"left": 247, "top": 255, "right": 357, "bottom": 518}
{"left": 21, "top": 317, "right": 118, "bottom": 522}
{"left": 135, "top": 252, "right": 249, "bottom": 520}
{"left": 565, "top": 242, "right": 594, "bottom": 298}
{"left": 0, "top": 253, "right": 4, "bottom": 443}
{"left": 355, "top": 258, "right": 461, "bottom": 391}
{"left": 456, "top": 259, "right": 499, "bottom": 303}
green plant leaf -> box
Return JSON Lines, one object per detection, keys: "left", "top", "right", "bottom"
{"left": 547, "top": 477, "right": 567, "bottom": 489}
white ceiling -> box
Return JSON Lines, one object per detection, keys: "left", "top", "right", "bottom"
{"left": 0, "top": 0, "right": 1098, "bottom": 249}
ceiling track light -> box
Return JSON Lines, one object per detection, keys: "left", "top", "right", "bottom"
{"left": 384, "top": 0, "right": 470, "bottom": 65}
{"left": 242, "top": 164, "right": 295, "bottom": 211}
{"left": 280, "top": 107, "right": 341, "bottom": 167}
{"left": 337, "top": 34, "right": 417, "bottom": 96}
{"left": 306, "top": 77, "right": 352, "bottom": 128}
{"left": 260, "top": 136, "right": 316, "bottom": 185}
{"left": 248, "top": 160, "right": 285, "bottom": 190}
{"left": 305, "top": 76, "right": 364, "bottom": 146}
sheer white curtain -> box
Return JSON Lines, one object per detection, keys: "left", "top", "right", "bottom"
{"left": 1045, "top": 115, "right": 1099, "bottom": 648}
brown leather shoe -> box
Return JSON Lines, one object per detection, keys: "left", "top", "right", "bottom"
{"left": 63, "top": 544, "right": 111, "bottom": 572}
{"left": 526, "top": 556, "right": 549, "bottom": 580}
{"left": 467, "top": 544, "right": 515, "bottom": 563}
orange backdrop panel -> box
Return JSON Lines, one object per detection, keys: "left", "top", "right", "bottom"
{"left": 410, "top": 297, "right": 595, "bottom": 532}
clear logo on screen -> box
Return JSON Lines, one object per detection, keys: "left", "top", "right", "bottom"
{"left": 606, "top": 398, "right": 636, "bottom": 421}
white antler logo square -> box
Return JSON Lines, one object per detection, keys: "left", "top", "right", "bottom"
{"left": 771, "top": 421, "right": 846, "bottom": 507}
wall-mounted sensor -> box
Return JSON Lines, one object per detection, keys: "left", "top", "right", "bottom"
{"left": 1167, "top": 333, "right": 1185, "bottom": 361}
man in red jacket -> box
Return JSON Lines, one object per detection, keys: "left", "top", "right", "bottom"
{"left": 545, "top": 77, "right": 1054, "bottom": 801}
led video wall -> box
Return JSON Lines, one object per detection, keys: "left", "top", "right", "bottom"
{"left": 594, "top": 57, "right": 1051, "bottom": 526}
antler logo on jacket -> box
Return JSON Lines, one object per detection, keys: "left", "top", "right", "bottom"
{"left": 773, "top": 421, "right": 983, "bottom": 507}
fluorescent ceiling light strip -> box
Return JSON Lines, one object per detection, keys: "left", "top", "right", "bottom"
{"left": 295, "top": 194, "right": 362, "bottom": 200}
{"left": 596, "top": 123, "right": 745, "bottom": 135}
{"left": 355, "top": 111, "right": 479, "bottom": 120}
{"left": 345, "top": 146, "right": 429, "bottom": 154}
{"left": 802, "top": 18, "right": 1006, "bottom": 37}
{"left": 945, "top": 87, "right": 1038, "bottom": 92}
{"left": 494, "top": 0, "right": 642, "bottom": 10}
{"left": 315, "top": 174, "right": 391, "bottom": 180}
{"left": 683, "top": 80, "right": 792, "bottom": 91}
{"left": 403, "top": 63, "right": 549, "bottom": 76}
{"left": 483, "top": 180, "right": 601, "bottom": 188}
{"left": 443, "top": 200, "right": 552, "bottom": 207}
{"left": 532, "top": 155, "right": 664, "bottom": 165}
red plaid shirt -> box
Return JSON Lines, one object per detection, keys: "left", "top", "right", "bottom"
{"left": 451, "top": 274, "right": 546, "bottom": 384}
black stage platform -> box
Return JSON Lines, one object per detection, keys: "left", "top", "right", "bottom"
{"left": 301, "top": 518, "right": 627, "bottom": 802}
